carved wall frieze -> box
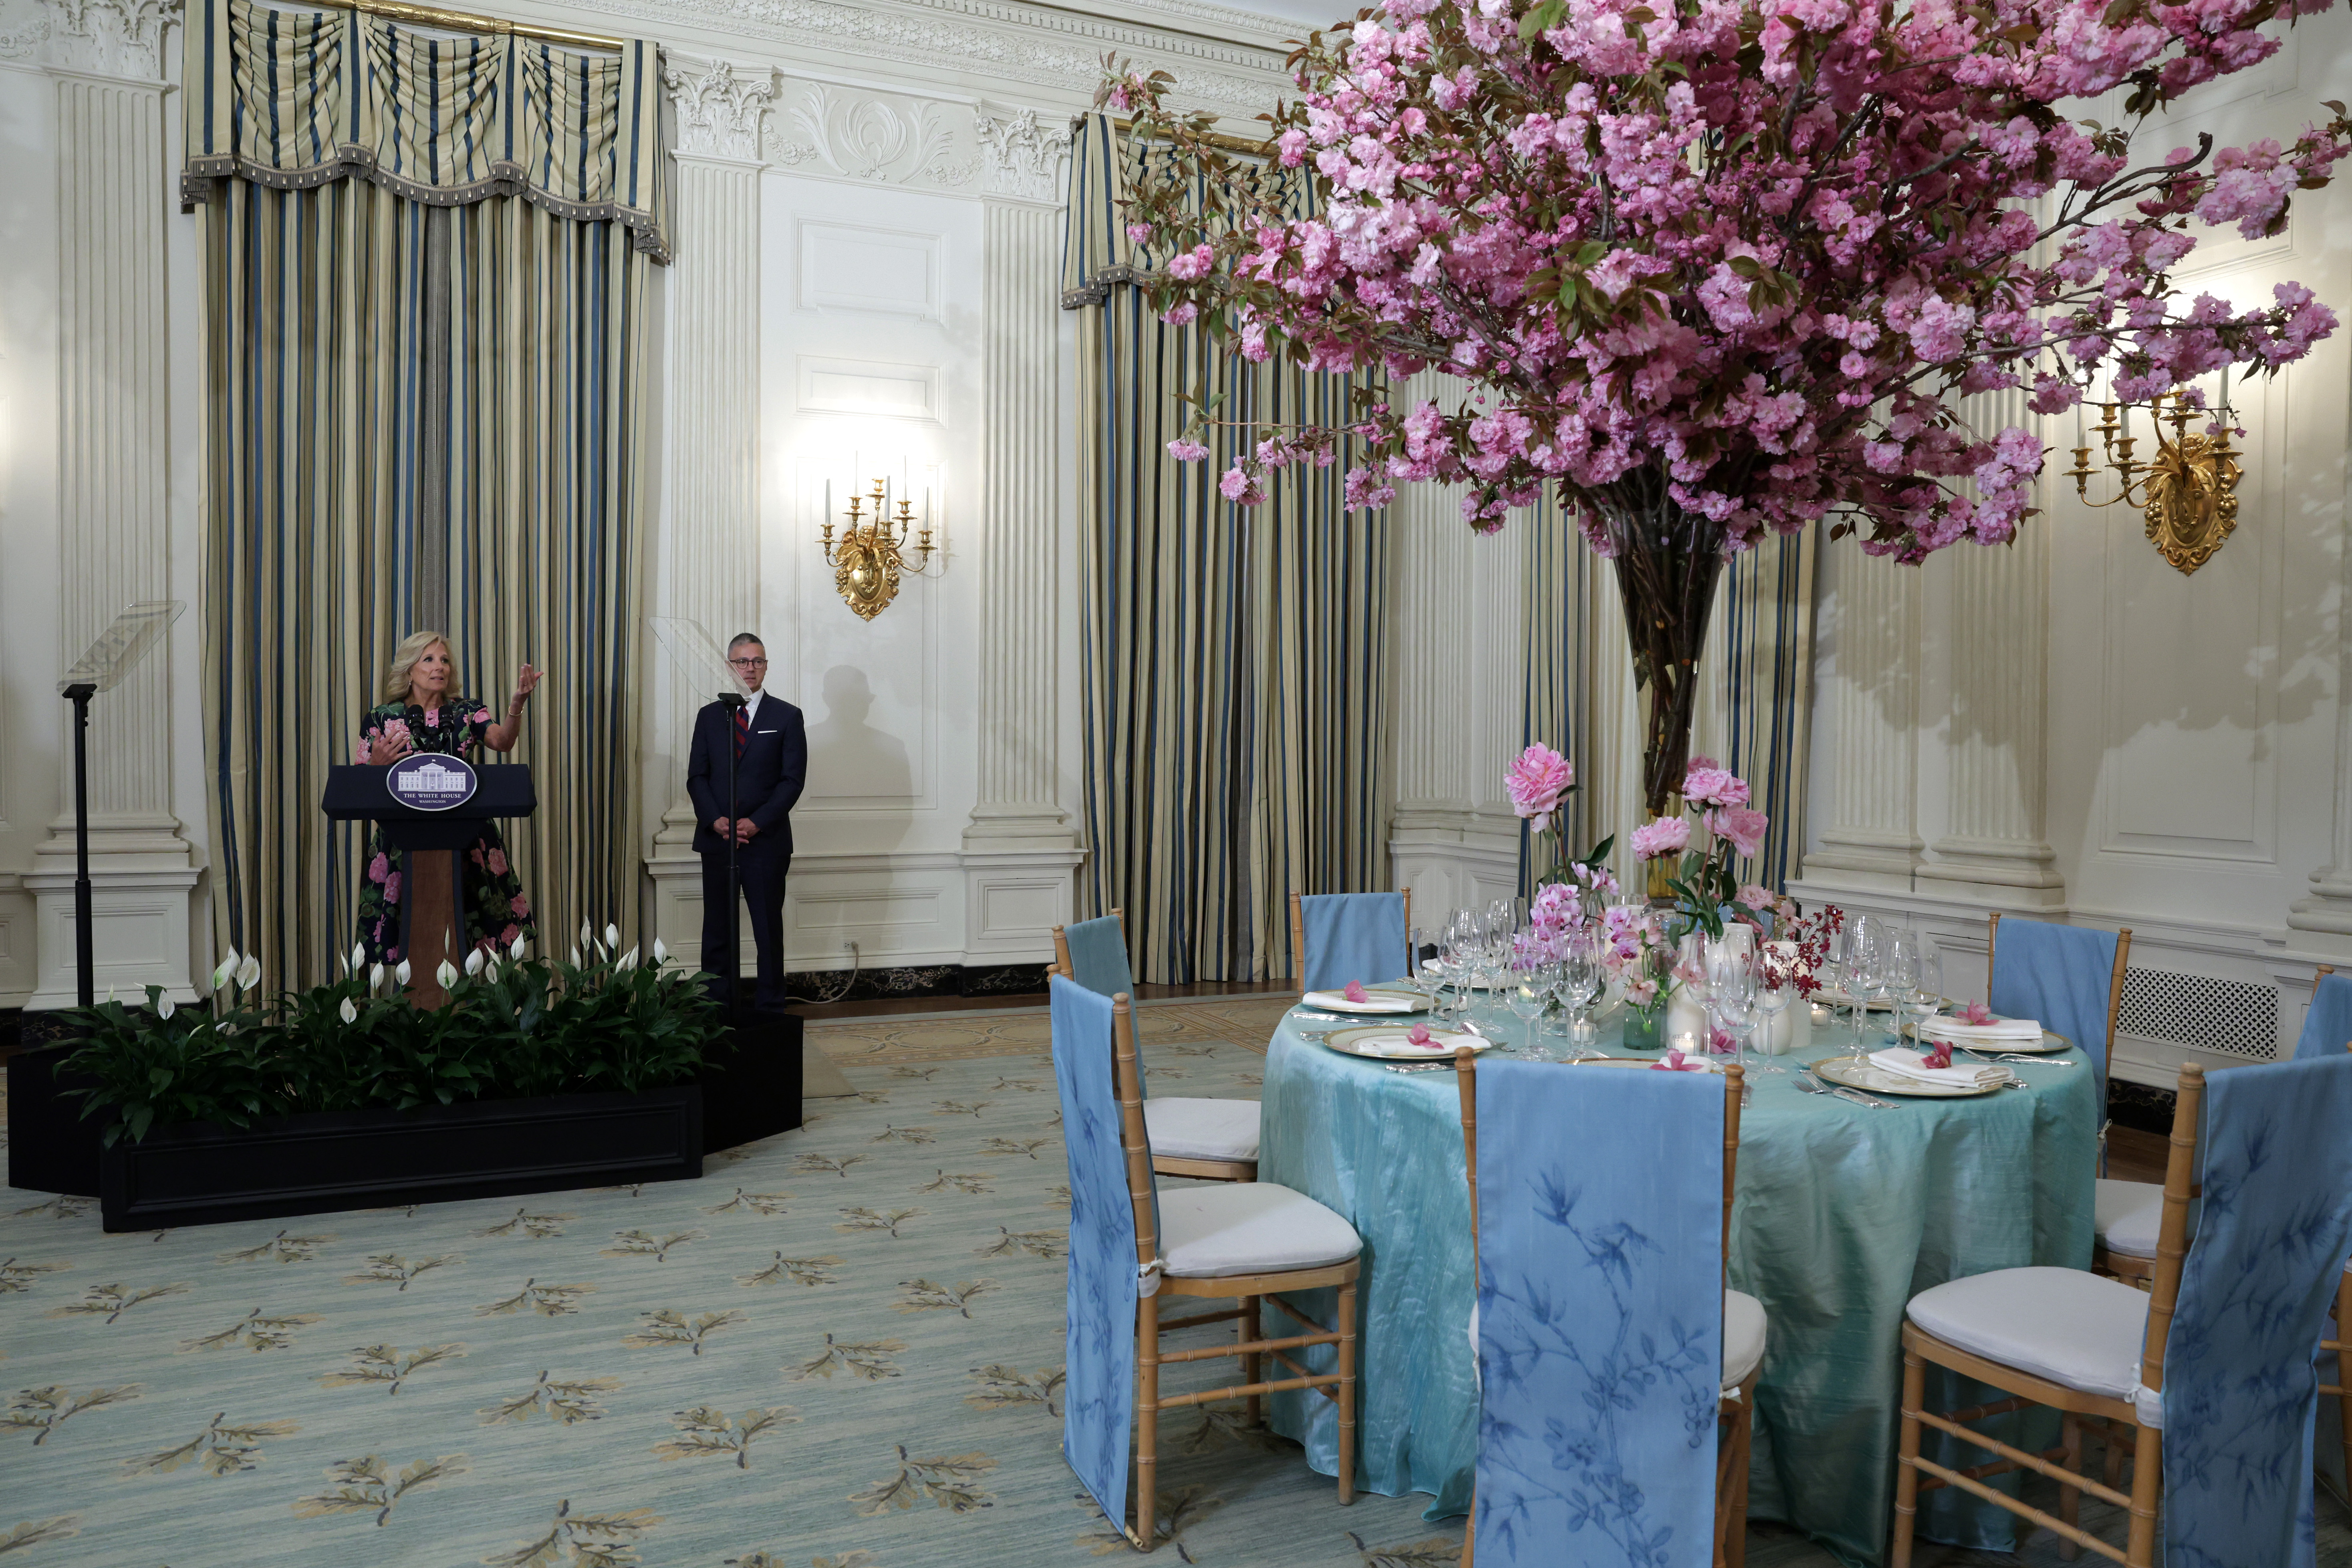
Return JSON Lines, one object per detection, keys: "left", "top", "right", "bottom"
{"left": 663, "top": 54, "right": 778, "bottom": 163}
{"left": 768, "top": 82, "right": 979, "bottom": 189}
{"left": 584, "top": 0, "right": 1282, "bottom": 117}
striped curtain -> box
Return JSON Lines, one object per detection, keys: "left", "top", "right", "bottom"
{"left": 1064, "top": 116, "right": 1393, "bottom": 984}
{"left": 187, "top": 0, "right": 662, "bottom": 988}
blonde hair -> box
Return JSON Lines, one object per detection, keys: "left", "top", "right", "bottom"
{"left": 383, "top": 631, "right": 456, "bottom": 703}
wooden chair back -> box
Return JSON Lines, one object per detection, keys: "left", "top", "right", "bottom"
{"left": 1290, "top": 889, "right": 1413, "bottom": 993}
{"left": 1106, "top": 992, "right": 1159, "bottom": 1276}
{"left": 1984, "top": 911, "right": 2133, "bottom": 1057}
{"left": 2136, "top": 1063, "right": 2205, "bottom": 1404}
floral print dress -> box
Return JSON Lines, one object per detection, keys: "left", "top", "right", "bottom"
{"left": 353, "top": 697, "right": 537, "bottom": 964}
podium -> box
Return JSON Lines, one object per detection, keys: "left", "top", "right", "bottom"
{"left": 324, "top": 764, "right": 535, "bottom": 1006}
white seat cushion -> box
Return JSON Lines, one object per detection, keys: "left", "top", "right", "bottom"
{"left": 1159, "top": 1183, "right": 1361, "bottom": 1279}
{"left": 1724, "top": 1289, "right": 1767, "bottom": 1391}
{"left": 2095, "top": 1178, "right": 2165, "bottom": 1259}
{"left": 1907, "top": 1266, "right": 2149, "bottom": 1402}
{"left": 1145, "top": 1096, "right": 1261, "bottom": 1163}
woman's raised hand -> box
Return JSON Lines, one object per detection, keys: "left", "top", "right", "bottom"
{"left": 513, "top": 663, "right": 543, "bottom": 707}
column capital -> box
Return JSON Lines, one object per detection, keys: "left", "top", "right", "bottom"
{"left": 26, "top": 0, "right": 177, "bottom": 83}
{"left": 662, "top": 54, "right": 775, "bottom": 166}
{"left": 974, "top": 102, "right": 1070, "bottom": 206}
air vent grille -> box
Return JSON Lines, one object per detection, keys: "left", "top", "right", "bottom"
{"left": 2116, "top": 968, "right": 2279, "bottom": 1060}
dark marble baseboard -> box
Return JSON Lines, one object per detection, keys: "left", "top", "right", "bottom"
{"left": 780, "top": 963, "right": 1048, "bottom": 1005}
{"left": 2106, "top": 1076, "right": 2176, "bottom": 1135}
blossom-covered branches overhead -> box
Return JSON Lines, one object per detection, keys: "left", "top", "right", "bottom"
{"left": 1107, "top": 0, "right": 2350, "bottom": 563}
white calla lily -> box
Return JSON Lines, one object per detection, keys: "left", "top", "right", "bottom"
{"left": 464, "top": 948, "right": 485, "bottom": 977}
{"left": 604, "top": 924, "right": 620, "bottom": 949}
{"left": 157, "top": 995, "right": 176, "bottom": 1020}
{"left": 213, "top": 949, "right": 240, "bottom": 989}
{"left": 352, "top": 942, "right": 367, "bottom": 972}
{"left": 236, "top": 953, "right": 262, "bottom": 989}
{"left": 370, "top": 962, "right": 385, "bottom": 993}
{"left": 435, "top": 959, "right": 460, "bottom": 991}
{"left": 569, "top": 945, "right": 582, "bottom": 967}
{"left": 510, "top": 933, "right": 527, "bottom": 961}
{"left": 652, "top": 938, "right": 668, "bottom": 966}
{"left": 579, "top": 919, "right": 593, "bottom": 947}
{"left": 339, "top": 996, "right": 359, "bottom": 1024}
{"left": 617, "top": 945, "right": 639, "bottom": 972}
{"left": 395, "top": 959, "right": 413, "bottom": 986}
{"left": 485, "top": 957, "right": 502, "bottom": 984}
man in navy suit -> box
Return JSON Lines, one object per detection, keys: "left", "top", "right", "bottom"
{"left": 687, "top": 633, "right": 807, "bottom": 1011}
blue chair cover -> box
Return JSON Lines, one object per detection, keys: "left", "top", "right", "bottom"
{"left": 2161, "top": 1053, "right": 2352, "bottom": 1568}
{"left": 1473, "top": 1059, "right": 1725, "bottom": 1568}
{"left": 2292, "top": 971, "right": 2352, "bottom": 1062}
{"left": 1049, "top": 976, "right": 1140, "bottom": 1527}
{"left": 1298, "top": 892, "right": 1408, "bottom": 994}
{"left": 1989, "top": 917, "right": 2119, "bottom": 1077}
{"left": 1063, "top": 914, "right": 1137, "bottom": 1001}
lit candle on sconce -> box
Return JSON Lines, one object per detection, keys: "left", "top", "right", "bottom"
{"left": 814, "top": 468, "right": 946, "bottom": 621}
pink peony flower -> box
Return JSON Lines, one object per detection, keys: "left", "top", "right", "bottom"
{"left": 368, "top": 853, "right": 389, "bottom": 884}
{"left": 1707, "top": 806, "right": 1770, "bottom": 860}
{"left": 1630, "top": 817, "right": 1691, "bottom": 860}
{"left": 383, "top": 872, "right": 401, "bottom": 904}
{"left": 1504, "top": 742, "right": 1574, "bottom": 820}
{"left": 1735, "top": 884, "right": 1777, "bottom": 911}
{"left": 486, "top": 849, "right": 508, "bottom": 876}
{"left": 1682, "top": 764, "right": 1751, "bottom": 809}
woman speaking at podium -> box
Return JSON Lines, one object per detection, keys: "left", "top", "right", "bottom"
{"left": 353, "top": 631, "right": 542, "bottom": 965}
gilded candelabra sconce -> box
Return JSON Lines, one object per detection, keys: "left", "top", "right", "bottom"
{"left": 819, "top": 479, "right": 940, "bottom": 621}
{"left": 2066, "top": 386, "right": 2243, "bottom": 576}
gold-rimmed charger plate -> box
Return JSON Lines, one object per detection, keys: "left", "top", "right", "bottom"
{"left": 1917, "top": 1024, "right": 2073, "bottom": 1055}
{"left": 1300, "top": 986, "right": 1429, "bottom": 1016}
{"left": 1319, "top": 1025, "right": 1491, "bottom": 1062}
{"left": 1812, "top": 1054, "right": 2006, "bottom": 1098}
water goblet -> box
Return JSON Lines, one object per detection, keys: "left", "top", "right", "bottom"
{"left": 1884, "top": 933, "right": 1920, "bottom": 1050}
{"left": 1557, "top": 939, "right": 1604, "bottom": 1057}
{"left": 1507, "top": 968, "right": 1550, "bottom": 1053}
{"left": 1751, "top": 949, "right": 1794, "bottom": 1075}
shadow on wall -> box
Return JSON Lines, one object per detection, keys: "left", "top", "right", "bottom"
{"left": 797, "top": 665, "right": 916, "bottom": 953}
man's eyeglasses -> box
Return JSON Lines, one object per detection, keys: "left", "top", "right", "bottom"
{"left": 729, "top": 656, "right": 768, "bottom": 669}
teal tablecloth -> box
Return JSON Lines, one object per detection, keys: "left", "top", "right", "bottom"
{"left": 1258, "top": 1003, "right": 2098, "bottom": 1566}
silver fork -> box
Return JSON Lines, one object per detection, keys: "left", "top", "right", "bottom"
{"left": 1798, "top": 1069, "right": 1891, "bottom": 1109}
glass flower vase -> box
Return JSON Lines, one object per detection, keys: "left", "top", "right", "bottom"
{"left": 1621, "top": 1004, "right": 1666, "bottom": 1051}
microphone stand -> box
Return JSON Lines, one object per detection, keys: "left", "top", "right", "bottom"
{"left": 719, "top": 690, "right": 748, "bottom": 1018}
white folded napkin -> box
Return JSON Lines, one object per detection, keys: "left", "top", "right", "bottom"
{"left": 1302, "top": 988, "right": 1419, "bottom": 1014}
{"left": 1868, "top": 1047, "right": 2013, "bottom": 1090}
{"left": 1920, "top": 1014, "right": 2044, "bottom": 1044}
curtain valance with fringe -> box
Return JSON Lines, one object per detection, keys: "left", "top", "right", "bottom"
{"left": 182, "top": 0, "right": 667, "bottom": 261}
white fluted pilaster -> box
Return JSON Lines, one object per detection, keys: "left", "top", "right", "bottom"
{"left": 645, "top": 59, "right": 773, "bottom": 958}
{"left": 26, "top": 0, "right": 196, "bottom": 1006}
{"left": 1798, "top": 546, "right": 1923, "bottom": 890}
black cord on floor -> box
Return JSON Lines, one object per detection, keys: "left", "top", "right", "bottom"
{"left": 781, "top": 942, "right": 861, "bottom": 1006}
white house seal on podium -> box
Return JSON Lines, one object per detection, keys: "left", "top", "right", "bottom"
{"left": 386, "top": 753, "right": 479, "bottom": 812}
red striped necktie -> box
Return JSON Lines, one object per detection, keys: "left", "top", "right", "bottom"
{"left": 733, "top": 704, "right": 750, "bottom": 759}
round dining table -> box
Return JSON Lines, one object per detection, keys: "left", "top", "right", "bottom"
{"left": 1256, "top": 999, "right": 2099, "bottom": 1566}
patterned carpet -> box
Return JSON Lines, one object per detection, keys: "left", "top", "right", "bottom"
{"left": 2, "top": 998, "right": 2344, "bottom": 1567}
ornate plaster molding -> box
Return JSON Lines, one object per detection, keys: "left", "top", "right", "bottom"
{"left": 588, "top": 0, "right": 1283, "bottom": 117}
{"left": 663, "top": 54, "right": 778, "bottom": 163}
{"left": 766, "top": 81, "right": 978, "bottom": 188}
{"left": 975, "top": 102, "right": 1070, "bottom": 204}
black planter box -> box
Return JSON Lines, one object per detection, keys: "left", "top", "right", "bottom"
{"left": 8, "top": 1041, "right": 104, "bottom": 1199}
{"left": 699, "top": 1008, "right": 804, "bottom": 1156}
{"left": 99, "top": 1084, "right": 703, "bottom": 1233}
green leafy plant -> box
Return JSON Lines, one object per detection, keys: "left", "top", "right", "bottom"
{"left": 58, "top": 937, "right": 724, "bottom": 1144}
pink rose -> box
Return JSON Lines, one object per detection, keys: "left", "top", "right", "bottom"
{"left": 509, "top": 895, "right": 529, "bottom": 918}
{"left": 1630, "top": 817, "right": 1691, "bottom": 860}
{"left": 487, "top": 849, "right": 508, "bottom": 876}
{"left": 383, "top": 872, "right": 401, "bottom": 903}
{"left": 1683, "top": 764, "right": 1751, "bottom": 809}
{"left": 1344, "top": 980, "right": 1369, "bottom": 1003}
{"left": 368, "top": 853, "right": 389, "bottom": 884}
{"left": 1707, "top": 806, "right": 1770, "bottom": 860}
{"left": 1735, "top": 883, "right": 1777, "bottom": 911}
{"left": 1505, "top": 742, "right": 1574, "bottom": 820}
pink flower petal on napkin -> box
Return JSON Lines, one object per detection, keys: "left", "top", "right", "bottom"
{"left": 1344, "top": 981, "right": 1369, "bottom": 1003}
{"left": 1407, "top": 1024, "right": 1432, "bottom": 1047}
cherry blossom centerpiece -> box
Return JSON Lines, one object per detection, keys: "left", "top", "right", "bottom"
{"left": 1105, "top": 0, "right": 2350, "bottom": 815}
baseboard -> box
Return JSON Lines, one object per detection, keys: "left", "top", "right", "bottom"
{"left": 778, "top": 961, "right": 1047, "bottom": 1004}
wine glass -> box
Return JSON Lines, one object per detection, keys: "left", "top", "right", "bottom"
{"left": 1884, "top": 933, "right": 1920, "bottom": 1050}
{"left": 1711, "top": 946, "right": 1761, "bottom": 1082}
{"left": 1905, "top": 940, "right": 1945, "bottom": 1052}
{"left": 1410, "top": 927, "right": 1444, "bottom": 1006}
{"left": 1845, "top": 921, "right": 1884, "bottom": 1050}
{"left": 1507, "top": 960, "right": 1550, "bottom": 1052}
{"left": 1556, "top": 935, "right": 1604, "bottom": 1058}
